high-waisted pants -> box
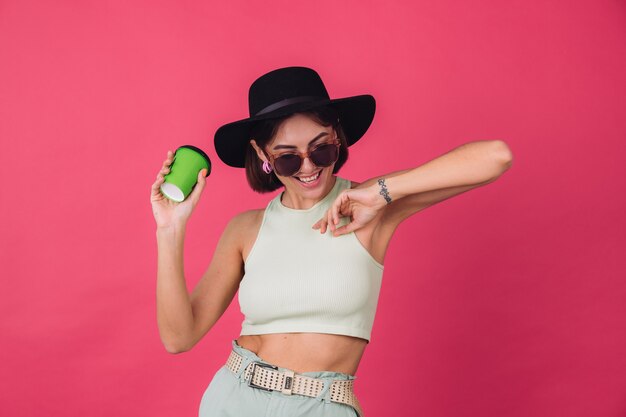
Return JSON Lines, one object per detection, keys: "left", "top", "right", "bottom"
{"left": 198, "top": 339, "right": 360, "bottom": 417}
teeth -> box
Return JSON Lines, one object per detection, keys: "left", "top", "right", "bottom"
{"left": 298, "top": 172, "right": 320, "bottom": 183}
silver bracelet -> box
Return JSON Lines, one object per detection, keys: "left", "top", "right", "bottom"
{"left": 377, "top": 178, "right": 392, "bottom": 204}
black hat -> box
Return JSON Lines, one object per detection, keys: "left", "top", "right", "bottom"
{"left": 214, "top": 66, "right": 376, "bottom": 168}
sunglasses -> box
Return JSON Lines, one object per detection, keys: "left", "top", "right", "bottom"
{"left": 264, "top": 138, "right": 341, "bottom": 177}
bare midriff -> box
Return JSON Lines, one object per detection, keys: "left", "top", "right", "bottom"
{"left": 236, "top": 333, "right": 368, "bottom": 376}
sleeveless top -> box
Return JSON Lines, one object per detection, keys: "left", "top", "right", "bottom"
{"left": 238, "top": 176, "right": 384, "bottom": 343}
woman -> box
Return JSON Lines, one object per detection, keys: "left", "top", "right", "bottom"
{"left": 150, "top": 67, "right": 513, "bottom": 417}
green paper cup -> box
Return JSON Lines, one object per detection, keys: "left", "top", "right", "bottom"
{"left": 160, "top": 145, "right": 211, "bottom": 202}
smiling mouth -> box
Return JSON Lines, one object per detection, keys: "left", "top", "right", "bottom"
{"left": 294, "top": 171, "right": 321, "bottom": 183}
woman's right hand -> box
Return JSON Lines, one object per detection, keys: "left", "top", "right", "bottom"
{"left": 150, "top": 150, "right": 209, "bottom": 229}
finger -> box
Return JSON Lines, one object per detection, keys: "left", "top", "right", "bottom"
{"left": 312, "top": 216, "right": 327, "bottom": 231}
{"left": 332, "top": 191, "right": 348, "bottom": 225}
{"left": 321, "top": 219, "right": 327, "bottom": 234}
{"left": 154, "top": 176, "right": 164, "bottom": 187}
{"left": 335, "top": 195, "right": 348, "bottom": 228}
{"left": 197, "top": 169, "right": 208, "bottom": 186}
{"left": 187, "top": 169, "right": 208, "bottom": 204}
{"left": 329, "top": 195, "right": 339, "bottom": 227}
{"left": 333, "top": 220, "right": 360, "bottom": 237}
{"left": 340, "top": 196, "right": 351, "bottom": 217}
{"left": 313, "top": 218, "right": 327, "bottom": 233}
{"left": 201, "top": 168, "right": 209, "bottom": 182}
{"left": 163, "top": 150, "right": 175, "bottom": 167}
{"left": 151, "top": 176, "right": 165, "bottom": 198}
{"left": 327, "top": 207, "right": 334, "bottom": 231}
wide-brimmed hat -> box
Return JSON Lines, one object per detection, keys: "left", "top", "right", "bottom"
{"left": 214, "top": 66, "right": 376, "bottom": 168}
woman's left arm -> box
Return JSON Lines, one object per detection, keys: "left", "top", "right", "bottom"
{"left": 314, "top": 140, "right": 513, "bottom": 236}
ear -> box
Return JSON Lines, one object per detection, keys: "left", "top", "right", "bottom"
{"left": 250, "top": 139, "right": 268, "bottom": 162}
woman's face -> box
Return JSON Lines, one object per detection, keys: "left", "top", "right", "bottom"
{"left": 251, "top": 113, "right": 338, "bottom": 198}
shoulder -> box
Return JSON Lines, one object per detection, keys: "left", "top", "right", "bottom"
{"left": 228, "top": 208, "right": 265, "bottom": 231}
{"left": 229, "top": 209, "right": 266, "bottom": 262}
{"left": 224, "top": 192, "right": 277, "bottom": 241}
{"left": 217, "top": 209, "right": 265, "bottom": 256}
{"left": 334, "top": 175, "right": 359, "bottom": 189}
{"left": 344, "top": 177, "right": 369, "bottom": 193}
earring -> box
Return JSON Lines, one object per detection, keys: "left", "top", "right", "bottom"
{"left": 262, "top": 160, "right": 273, "bottom": 174}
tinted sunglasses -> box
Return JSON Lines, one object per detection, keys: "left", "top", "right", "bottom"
{"left": 264, "top": 138, "right": 341, "bottom": 177}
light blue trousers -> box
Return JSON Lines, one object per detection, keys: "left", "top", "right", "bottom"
{"left": 198, "top": 339, "right": 361, "bottom": 417}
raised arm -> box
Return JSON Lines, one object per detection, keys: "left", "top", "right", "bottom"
{"left": 367, "top": 139, "right": 513, "bottom": 228}
{"left": 314, "top": 140, "right": 513, "bottom": 236}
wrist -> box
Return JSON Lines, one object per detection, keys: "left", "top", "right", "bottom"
{"left": 376, "top": 178, "right": 393, "bottom": 206}
{"left": 369, "top": 180, "right": 390, "bottom": 211}
{"left": 156, "top": 221, "right": 186, "bottom": 234}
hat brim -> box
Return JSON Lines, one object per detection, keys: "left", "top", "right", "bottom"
{"left": 214, "top": 94, "right": 375, "bottom": 168}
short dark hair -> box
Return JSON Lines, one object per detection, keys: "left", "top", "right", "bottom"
{"left": 245, "top": 106, "right": 350, "bottom": 193}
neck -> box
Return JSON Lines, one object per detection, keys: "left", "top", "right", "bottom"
{"left": 280, "top": 175, "right": 337, "bottom": 210}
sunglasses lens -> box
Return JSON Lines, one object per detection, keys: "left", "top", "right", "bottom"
{"left": 310, "top": 144, "right": 339, "bottom": 167}
{"left": 272, "top": 143, "right": 339, "bottom": 176}
{"left": 274, "top": 154, "right": 301, "bottom": 176}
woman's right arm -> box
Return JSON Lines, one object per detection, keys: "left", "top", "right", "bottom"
{"left": 156, "top": 215, "right": 245, "bottom": 354}
{"left": 151, "top": 149, "right": 245, "bottom": 353}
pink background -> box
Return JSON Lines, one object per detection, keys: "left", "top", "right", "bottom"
{"left": 1, "top": 1, "right": 625, "bottom": 416}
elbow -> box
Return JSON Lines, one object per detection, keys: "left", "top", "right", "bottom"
{"left": 162, "top": 338, "right": 193, "bottom": 354}
{"left": 164, "top": 345, "right": 186, "bottom": 355}
{"left": 164, "top": 343, "right": 189, "bottom": 355}
{"left": 491, "top": 140, "right": 514, "bottom": 170}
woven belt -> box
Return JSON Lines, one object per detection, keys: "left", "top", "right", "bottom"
{"left": 225, "top": 348, "right": 364, "bottom": 417}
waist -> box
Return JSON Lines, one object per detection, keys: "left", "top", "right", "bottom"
{"left": 236, "top": 333, "right": 367, "bottom": 376}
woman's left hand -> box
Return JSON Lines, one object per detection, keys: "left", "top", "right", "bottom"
{"left": 312, "top": 184, "right": 386, "bottom": 236}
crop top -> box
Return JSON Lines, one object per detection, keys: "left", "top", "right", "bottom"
{"left": 238, "top": 176, "right": 384, "bottom": 343}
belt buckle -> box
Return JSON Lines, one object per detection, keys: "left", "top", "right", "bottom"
{"left": 247, "top": 361, "right": 278, "bottom": 392}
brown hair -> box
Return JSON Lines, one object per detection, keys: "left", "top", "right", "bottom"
{"left": 245, "top": 106, "right": 350, "bottom": 193}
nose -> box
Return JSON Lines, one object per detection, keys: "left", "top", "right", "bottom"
{"left": 299, "top": 156, "right": 317, "bottom": 174}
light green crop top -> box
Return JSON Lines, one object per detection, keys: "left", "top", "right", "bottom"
{"left": 238, "top": 176, "right": 384, "bottom": 343}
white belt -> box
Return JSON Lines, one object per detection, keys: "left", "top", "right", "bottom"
{"left": 225, "top": 348, "right": 364, "bottom": 417}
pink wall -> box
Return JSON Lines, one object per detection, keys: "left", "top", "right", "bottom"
{"left": 1, "top": 1, "right": 625, "bottom": 416}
